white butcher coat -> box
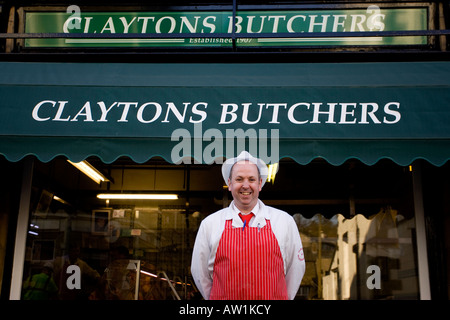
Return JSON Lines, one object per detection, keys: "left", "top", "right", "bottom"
{"left": 191, "top": 199, "right": 306, "bottom": 300}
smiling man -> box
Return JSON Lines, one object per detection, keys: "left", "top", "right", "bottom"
{"left": 191, "top": 151, "right": 305, "bottom": 300}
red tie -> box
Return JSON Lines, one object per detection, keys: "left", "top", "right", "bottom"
{"left": 239, "top": 213, "right": 254, "bottom": 228}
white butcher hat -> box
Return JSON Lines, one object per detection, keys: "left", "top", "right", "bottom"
{"left": 221, "top": 151, "right": 268, "bottom": 187}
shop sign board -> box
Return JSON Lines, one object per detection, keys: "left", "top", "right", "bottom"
{"left": 2, "top": 62, "right": 449, "bottom": 165}
{"left": 1, "top": 74, "right": 449, "bottom": 140}
{"left": 23, "top": 7, "right": 427, "bottom": 48}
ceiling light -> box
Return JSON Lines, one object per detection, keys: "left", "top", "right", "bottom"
{"left": 266, "top": 163, "right": 279, "bottom": 183}
{"left": 53, "top": 195, "right": 70, "bottom": 205}
{"left": 68, "top": 160, "right": 109, "bottom": 184}
{"left": 97, "top": 193, "right": 178, "bottom": 200}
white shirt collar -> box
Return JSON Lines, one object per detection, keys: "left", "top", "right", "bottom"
{"left": 230, "top": 200, "right": 259, "bottom": 215}
{"left": 228, "top": 200, "right": 268, "bottom": 228}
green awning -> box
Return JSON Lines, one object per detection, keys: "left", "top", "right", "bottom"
{"left": 1, "top": 61, "right": 450, "bottom": 165}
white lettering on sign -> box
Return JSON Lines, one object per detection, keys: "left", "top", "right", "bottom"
{"left": 64, "top": 10, "right": 386, "bottom": 35}
{"left": 32, "top": 100, "right": 401, "bottom": 125}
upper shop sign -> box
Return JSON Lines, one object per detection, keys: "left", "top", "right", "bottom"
{"left": 24, "top": 6, "right": 428, "bottom": 47}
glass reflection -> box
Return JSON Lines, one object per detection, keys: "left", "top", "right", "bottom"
{"left": 294, "top": 208, "right": 419, "bottom": 300}
{"left": 22, "top": 191, "right": 200, "bottom": 300}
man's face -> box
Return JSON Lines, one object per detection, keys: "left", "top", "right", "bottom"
{"left": 228, "top": 161, "right": 262, "bottom": 213}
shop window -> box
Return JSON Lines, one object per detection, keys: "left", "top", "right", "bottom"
{"left": 295, "top": 210, "right": 418, "bottom": 300}
{"left": 20, "top": 156, "right": 419, "bottom": 300}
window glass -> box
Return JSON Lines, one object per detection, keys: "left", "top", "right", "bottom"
{"left": 296, "top": 211, "right": 418, "bottom": 300}
{"left": 20, "top": 157, "right": 418, "bottom": 300}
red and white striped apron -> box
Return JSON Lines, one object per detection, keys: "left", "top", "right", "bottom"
{"left": 209, "top": 218, "right": 288, "bottom": 300}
